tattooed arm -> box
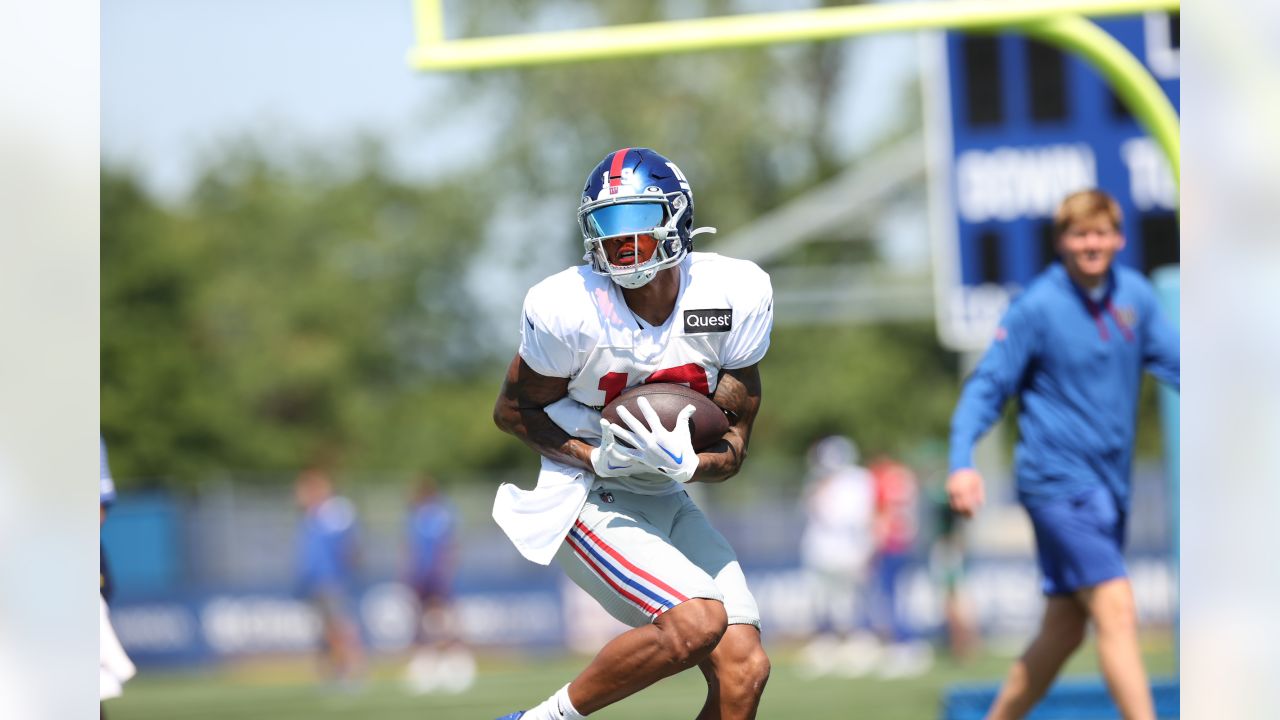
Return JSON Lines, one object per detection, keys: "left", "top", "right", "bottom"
{"left": 493, "top": 354, "right": 596, "bottom": 471}
{"left": 693, "top": 363, "right": 763, "bottom": 483}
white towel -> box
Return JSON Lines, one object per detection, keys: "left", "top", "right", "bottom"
{"left": 491, "top": 398, "right": 601, "bottom": 565}
{"left": 492, "top": 459, "right": 591, "bottom": 565}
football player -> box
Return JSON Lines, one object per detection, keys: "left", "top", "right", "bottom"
{"left": 492, "top": 148, "right": 774, "bottom": 720}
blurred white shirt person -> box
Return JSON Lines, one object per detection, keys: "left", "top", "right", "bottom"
{"left": 798, "top": 436, "right": 878, "bottom": 676}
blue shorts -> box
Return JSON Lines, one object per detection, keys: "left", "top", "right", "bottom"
{"left": 1023, "top": 485, "right": 1128, "bottom": 596}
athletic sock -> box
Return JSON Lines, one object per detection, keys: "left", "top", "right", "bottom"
{"left": 524, "top": 684, "right": 586, "bottom": 720}
{"left": 554, "top": 683, "right": 586, "bottom": 719}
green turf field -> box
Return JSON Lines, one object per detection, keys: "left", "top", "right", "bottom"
{"left": 108, "top": 637, "right": 1176, "bottom": 720}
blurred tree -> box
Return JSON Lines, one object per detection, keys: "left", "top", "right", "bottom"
{"left": 102, "top": 142, "right": 530, "bottom": 485}
{"left": 101, "top": 170, "right": 206, "bottom": 482}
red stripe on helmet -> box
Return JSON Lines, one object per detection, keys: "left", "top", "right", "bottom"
{"left": 608, "top": 148, "right": 631, "bottom": 189}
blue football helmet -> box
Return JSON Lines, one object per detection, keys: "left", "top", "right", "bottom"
{"left": 578, "top": 147, "right": 714, "bottom": 289}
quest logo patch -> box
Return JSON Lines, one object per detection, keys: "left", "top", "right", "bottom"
{"left": 683, "top": 308, "right": 733, "bottom": 334}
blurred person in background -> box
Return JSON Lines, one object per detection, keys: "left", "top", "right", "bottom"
{"left": 868, "top": 455, "right": 931, "bottom": 678}
{"left": 797, "top": 435, "right": 879, "bottom": 677}
{"left": 947, "top": 189, "right": 1180, "bottom": 720}
{"left": 100, "top": 436, "right": 136, "bottom": 714}
{"left": 294, "top": 467, "right": 365, "bottom": 687}
{"left": 100, "top": 436, "right": 116, "bottom": 604}
{"left": 491, "top": 147, "right": 774, "bottom": 720}
{"left": 402, "top": 472, "right": 475, "bottom": 694}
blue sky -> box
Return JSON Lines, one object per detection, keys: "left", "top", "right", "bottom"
{"left": 102, "top": 0, "right": 492, "bottom": 198}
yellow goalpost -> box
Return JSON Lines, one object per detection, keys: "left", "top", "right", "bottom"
{"left": 407, "top": 0, "right": 1179, "bottom": 181}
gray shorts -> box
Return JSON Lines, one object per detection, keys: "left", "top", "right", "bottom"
{"left": 555, "top": 486, "right": 760, "bottom": 629}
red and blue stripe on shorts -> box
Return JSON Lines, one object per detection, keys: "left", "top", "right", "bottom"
{"left": 565, "top": 519, "right": 688, "bottom": 618}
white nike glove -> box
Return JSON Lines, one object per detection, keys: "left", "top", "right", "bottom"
{"left": 608, "top": 397, "right": 700, "bottom": 484}
{"left": 589, "top": 418, "right": 641, "bottom": 477}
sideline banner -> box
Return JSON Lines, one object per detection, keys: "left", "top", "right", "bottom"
{"left": 110, "top": 554, "right": 1176, "bottom": 667}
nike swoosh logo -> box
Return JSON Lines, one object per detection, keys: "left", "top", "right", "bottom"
{"left": 659, "top": 445, "right": 683, "bottom": 464}
{"left": 608, "top": 463, "right": 629, "bottom": 470}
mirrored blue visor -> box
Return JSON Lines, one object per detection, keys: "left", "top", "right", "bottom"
{"left": 584, "top": 202, "right": 665, "bottom": 239}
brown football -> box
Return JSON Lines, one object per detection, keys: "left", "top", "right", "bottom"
{"left": 601, "top": 383, "right": 730, "bottom": 452}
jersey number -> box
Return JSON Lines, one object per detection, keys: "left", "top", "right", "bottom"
{"left": 597, "top": 363, "right": 710, "bottom": 405}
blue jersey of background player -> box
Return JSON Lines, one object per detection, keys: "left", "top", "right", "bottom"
{"left": 946, "top": 189, "right": 1179, "bottom": 720}
{"left": 294, "top": 469, "right": 360, "bottom": 600}
{"left": 101, "top": 436, "right": 116, "bottom": 601}
{"left": 405, "top": 475, "right": 457, "bottom": 603}
{"left": 100, "top": 436, "right": 117, "bottom": 507}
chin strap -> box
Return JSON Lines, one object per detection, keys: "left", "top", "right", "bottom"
{"left": 690, "top": 226, "right": 717, "bottom": 238}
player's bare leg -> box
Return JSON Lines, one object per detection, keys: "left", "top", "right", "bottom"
{"left": 566, "top": 598, "right": 728, "bottom": 715}
{"left": 945, "top": 593, "right": 981, "bottom": 662}
{"left": 986, "top": 596, "right": 1087, "bottom": 719}
{"left": 695, "top": 624, "right": 771, "bottom": 720}
{"left": 1080, "top": 579, "right": 1155, "bottom": 720}
{"left": 322, "top": 615, "right": 365, "bottom": 683}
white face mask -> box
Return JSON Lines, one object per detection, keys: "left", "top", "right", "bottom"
{"left": 581, "top": 197, "right": 688, "bottom": 288}
{"left": 609, "top": 264, "right": 661, "bottom": 289}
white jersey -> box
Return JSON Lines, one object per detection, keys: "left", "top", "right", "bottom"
{"left": 519, "top": 252, "right": 774, "bottom": 496}
{"left": 800, "top": 465, "right": 877, "bottom": 575}
{"left": 493, "top": 252, "right": 773, "bottom": 564}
